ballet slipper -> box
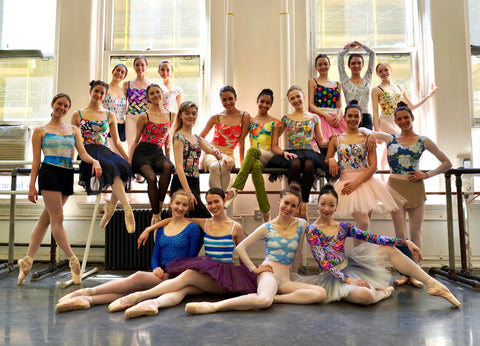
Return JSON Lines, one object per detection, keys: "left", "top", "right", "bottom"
{"left": 151, "top": 213, "right": 161, "bottom": 226}
{"left": 393, "top": 275, "right": 409, "bottom": 286}
{"left": 124, "top": 207, "right": 136, "bottom": 234}
{"left": 124, "top": 300, "right": 159, "bottom": 319}
{"left": 408, "top": 277, "right": 425, "bottom": 289}
{"left": 184, "top": 302, "right": 217, "bottom": 315}
{"left": 17, "top": 256, "right": 33, "bottom": 286}
{"left": 109, "top": 293, "right": 141, "bottom": 312}
{"left": 55, "top": 296, "right": 91, "bottom": 313}
{"left": 59, "top": 287, "right": 96, "bottom": 303}
{"left": 425, "top": 278, "right": 460, "bottom": 308}
{"left": 376, "top": 286, "right": 395, "bottom": 300}
{"left": 100, "top": 202, "right": 116, "bottom": 228}
{"left": 224, "top": 188, "right": 238, "bottom": 209}
{"left": 69, "top": 256, "right": 82, "bottom": 285}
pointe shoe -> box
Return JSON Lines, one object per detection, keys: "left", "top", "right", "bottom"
{"left": 377, "top": 286, "right": 395, "bottom": 300}
{"left": 69, "top": 256, "right": 82, "bottom": 285}
{"left": 109, "top": 293, "right": 141, "bottom": 312}
{"left": 124, "top": 209, "right": 136, "bottom": 234}
{"left": 17, "top": 256, "right": 33, "bottom": 285}
{"left": 185, "top": 302, "right": 217, "bottom": 315}
{"left": 55, "top": 296, "right": 91, "bottom": 313}
{"left": 224, "top": 188, "right": 238, "bottom": 209}
{"left": 58, "top": 288, "right": 96, "bottom": 303}
{"left": 100, "top": 202, "right": 116, "bottom": 228}
{"left": 393, "top": 275, "right": 409, "bottom": 286}
{"left": 124, "top": 300, "right": 159, "bottom": 319}
{"left": 408, "top": 277, "right": 425, "bottom": 289}
{"left": 426, "top": 279, "right": 461, "bottom": 308}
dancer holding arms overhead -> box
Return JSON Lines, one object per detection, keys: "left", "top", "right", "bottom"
{"left": 130, "top": 84, "right": 174, "bottom": 225}
{"left": 158, "top": 60, "right": 183, "bottom": 112}
{"left": 224, "top": 89, "right": 280, "bottom": 221}
{"left": 72, "top": 80, "right": 134, "bottom": 233}
{"left": 300, "top": 185, "right": 459, "bottom": 307}
{"left": 183, "top": 184, "right": 326, "bottom": 315}
{"left": 200, "top": 86, "right": 251, "bottom": 191}
{"left": 17, "top": 93, "right": 102, "bottom": 286}
{"left": 55, "top": 190, "right": 201, "bottom": 312}
{"left": 338, "top": 41, "right": 375, "bottom": 129}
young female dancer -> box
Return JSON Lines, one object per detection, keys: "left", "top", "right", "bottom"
{"left": 365, "top": 101, "right": 452, "bottom": 288}
{"left": 308, "top": 54, "right": 346, "bottom": 139}
{"left": 17, "top": 93, "right": 102, "bottom": 285}
{"left": 107, "top": 188, "right": 258, "bottom": 318}
{"left": 123, "top": 56, "right": 152, "bottom": 153}
{"left": 54, "top": 190, "right": 202, "bottom": 312}
{"left": 338, "top": 41, "right": 375, "bottom": 129}
{"left": 268, "top": 85, "right": 329, "bottom": 220}
{"left": 300, "top": 185, "right": 459, "bottom": 307}
{"left": 130, "top": 84, "right": 174, "bottom": 225}
{"left": 200, "top": 86, "right": 251, "bottom": 191}
{"left": 324, "top": 100, "right": 403, "bottom": 237}
{"left": 71, "top": 80, "right": 135, "bottom": 233}
{"left": 158, "top": 60, "right": 183, "bottom": 112}
{"left": 104, "top": 63, "right": 128, "bottom": 155}
{"left": 224, "top": 89, "right": 280, "bottom": 221}
{"left": 171, "top": 101, "right": 222, "bottom": 218}
{"left": 183, "top": 184, "right": 326, "bottom": 315}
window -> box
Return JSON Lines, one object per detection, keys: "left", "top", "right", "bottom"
{"left": 0, "top": 0, "right": 56, "bottom": 123}
{"left": 105, "top": 0, "right": 205, "bottom": 117}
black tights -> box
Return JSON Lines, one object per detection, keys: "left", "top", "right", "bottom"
{"left": 288, "top": 159, "right": 315, "bottom": 203}
{"left": 139, "top": 159, "right": 173, "bottom": 214}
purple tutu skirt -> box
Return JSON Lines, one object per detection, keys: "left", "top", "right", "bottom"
{"left": 166, "top": 256, "right": 258, "bottom": 294}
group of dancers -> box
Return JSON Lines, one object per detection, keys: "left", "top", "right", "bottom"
{"left": 16, "top": 43, "right": 460, "bottom": 316}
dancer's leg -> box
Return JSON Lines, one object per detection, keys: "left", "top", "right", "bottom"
{"left": 300, "top": 160, "right": 315, "bottom": 203}
{"left": 344, "top": 286, "right": 394, "bottom": 305}
{"left": 288, "top": 159, "right": 302, "bottom": 185}
{"left": 231, "top": 147, "right": 261, "bottom": 191}
{"left": 391, "top": 208, "right": 408, "bottom": 239}
{"left": 252, "top": 159, "right": 269, "bottom": 214}
{"left": 207, "top": 160, "right": 221, "bottom": 189}
{"left": 274, "top": 281, "right": 326, "bottom": 304}
{"left": 220, "top": 161, "right": 232, "bottom": 191}
{"left": 352, "top": 211, "right": 372, "bottom": 246}
{"left": 111, "top": 177, "right": 135, "bottom": 233}
{"left": 154, "top": 157, "right": 173, "bottom": 214}
{"left": 407, "top": 204, "right": 425, "bottom": 252}
{"left": 139, "top": 164, "right": 160, "bottom": 214}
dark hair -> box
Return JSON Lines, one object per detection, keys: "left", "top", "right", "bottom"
{"left": 318, "top": 184, "right": 338, "bottom": 203}
{"left": 173, "top": 101, "right": 199, "bottom": 134}
{"left": 206, "top": 187, "right": 226, "bottom": 199}
{"left": 89, "top": 80, "right": 109, "bottom": 92}
{"left": 314, "top": 54, "right": 330, "bottom": 66}
{"left": 348, "top": 53, "right": 364, "bottom": 66}
{"left": 394, "top": 101, "right": 414, "bottom": 120}
{"left": 220, "top": 85, "right": 237, "bottom": 98}
{"left": 112, "top": 64, "right": 128, "bottom": 76}
{"left": 279, "top": 183, "right": 302, "bottom": 203}
{"left": 146, "top": 83, "right": 163, "bottom": 102}
{"left": 133, "top": 56, "right": 148, "bottom": 66}
{"left": 51, "top": 93, "right": 71, "bottom": 109}
{"left": 257, "top": 88, "right": 274, "bottom": 103}
{"left": 344, "top": 100, "right": 362, "bottom": 115}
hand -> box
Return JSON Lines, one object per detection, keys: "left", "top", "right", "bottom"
{"left": 137, "top": 228, "right": 152, "bottom": 249}
{"left": 252, "top": 264, "right": 273, "bottom": 275}
{"left": 366, "top": 134, "right": 377, "bottom": 151}
{"left": 407, "top": 171, "right": 428, "bottom": 182}
{"left": 28, "top": 186, "right": 38, "bottom": 204}
{"left": 221, "top": 155, "right": 234, "bottom": 171}
{"left": 328, "top": 158, "right": 339, "bottom": 177}
{"left": 189, "top": 192, "right": 198, "bottom": 210}
{"left": 341, "top": 181, "right": 360, "bottom": 195}
{"left": 346, "top": 277, "right": 371, "bottom": 288}
{"left": 91, "top": 160, "right": 103, "bottom": 178}
{"left": 331, "top": 114, "right": 341, "bottom": 128}
{"left": 427, "top": 83, "right": 438, "bottom": 98}
{"left": 283, "top": 151, "right": 298, "bottom": 161}
{"left": 406, "top": 240, "right": 423, "bottom": 263}
{"left": 153, "top": 267, "right": 165, "bottom": 280}
{"left": 213, "top": 149, "right": 223, "bottom": 160}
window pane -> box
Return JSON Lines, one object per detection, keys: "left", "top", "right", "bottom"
{"left": 315, "top": 0, "right": 409, "bottom": 48}
{"left": 113, "top": 0, "right": 203, "bottom": 51}
{"left": 0, "top": 58, "right": 54, "bottom": 122}
{"left": 469, "top": 0, "right": 480, "bottom": 45}
{"left": 109, "top": 56, "right": 201, "bottom": 109}
{"left": 472, "top": 57, "right": 480, "bottom": 118}
{"left": 373, "top": 55, "right": 412, "bottom": 94}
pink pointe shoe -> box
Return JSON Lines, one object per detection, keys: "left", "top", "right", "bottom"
{"left": 224, "top": 188, "right": 238, "bottom": 209}
{"left": 426, "top": 278, "right": 461, "bottom": 308}
{"left": 124, "top": 300, "right": 159, "bottom": 319}
{"left": 185, "top": 302, "right": 217, "bottom": 315}
{"left": 124, "top": 207, "right": 136, "bottom": 234}
{"left": 109, "top": 293, "right": 141, "bottom": 312}
{"left": 55, "top": 296, "right": 91, "bottom": 313}
{"left": 69, "top": 256, "right": 82, "bottom": 285}
{"left": 17, "top": 256, "right": 33, "bottom": 286}
{"left": 58, "top": 287, "right": 96, "bottom": 303}
{"left": 100, "top": 202, "right": 116, "bottom": 228}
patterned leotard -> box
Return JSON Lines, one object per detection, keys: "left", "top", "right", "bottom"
{"left": 312, "top": 80, "right": 347, "bottom": 138}
{"left": 210, "top": 113, "right": 245, "bottom": 156}
{"left": 377, "top": 85, "right": 403, "bottom": 134}
{"left": 249, "top": 119, "right": 281, "bottom": 150}
{"left": 103, "top": 94, "right": 127, "bottom": 121}
{"left": 281, "top": 114, "right": 319, "bottom": 150}
{"left": 203, "top": 220, "right": 236, "bottom": 263}
{"left": 140, "top": 112, "right": 171, "bottom": 147}
{"left": 163, "top": 86, "right": 183, "bottom": 112}
{"left": 173, "top": 133, "right": 202, "bottom": 178}
{"left": 337, "top": 139, "right": 369, "bottom": 170}
{"left": 78, "top": 111, "right": 110, "bottom": 145}
{"left": 126, "top": 83, "right": 148, "bottom": 115}
{"left": 42, "top": 131, "right": 75, "bottom": 168}
{"left": 387, "top": 135, "right": 426, "bottom": 175}
{"left": 264, "top": 219, "right": 306, "bottom": 265}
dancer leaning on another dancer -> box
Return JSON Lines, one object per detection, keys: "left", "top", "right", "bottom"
{"left": 107, "top": 188, "right": 258, "bottom": 319}
{"left": 72, "top": 80, "right": 135, "bottom": 233}
{"left": 296, "top": 185, "right": 459, "bottom": 307}
{"left": 200, "top": 86, "right": 251, "bottom": 191}
{"left": 338, "top": 41, "right": 375, "bottom": 129}
{"left": 268, "top": 85, "right": 329, "bottom": 221}
{"left": 361, "top": 101, "right": 452, "bottom": 288}
{"left": 224, "top": 88, "right": 280, "bottom": 221}
{"left": 129, "top": 84, "right": 175, "bottom": 225}
{"left": 325, "top": 100, "right": 404, "bottom": 243}
{"left": 55, "top": 190, "right": 201, "bottom": 312}
{"left": 17, "top": 93, "right": 102, "bottom": 286}
{"left": 183, "top": 184, "right": 326, "bottom": 315}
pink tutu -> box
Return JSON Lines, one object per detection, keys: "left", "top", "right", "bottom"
{"left": 319, "top": 110, "right": 347, "bottom": 139}
{"left": 166, "top": 256, "right": 258, "bottom": 294}
{"left": 334, "top": 168, "right": 405, "bottom": 217}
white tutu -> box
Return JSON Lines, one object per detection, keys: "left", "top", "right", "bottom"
{"left": 292, "top": 243, "right": 392, "bottom": 303}
{"left": 334, "top": 168, "right": 405, "bottom": 217}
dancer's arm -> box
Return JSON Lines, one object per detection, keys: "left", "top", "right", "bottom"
{"left": 371, "top": 87, "right": 381, "bottom": 131}
{"left": 291, "top": 221, "right": 306, "bottom": 273}
{"left": 408, "top": 138, "right": 452, "bottom": 181}
{"left": 313, "top": 115, "right": 329, "bottom": 148}
{"left": 28, "top": 128, "right": 44, "bottom": 204}
{"left": 238, "top": 112, "right": 251, "bottom": 162}
{"left": 128, "top": 113, "right": 147, "bottom": 164}
{"left": 324, "top": 136, "right": 339, "bottom": 176}
{"left": 72, "top": 126, "right": 102, "bottom": 178}
{"left": 108, "top": 115, "right": 130, "bottom": 161}
{"left": 308, "top": 79, "right": 334, "bottom": 121}
{"left": 138, "top": 218, "right": 172, "bottom": 248}
{"left": 234, "top": 225, "right": 273, "bottom": 274}
{"left": 199, "top": 115, "right": 216, "bottom": 139}
{"left": 151, "top": 231, "right": 166, "bottom": 279}
{"left": 401, "top": 84, "right": 437, "bottom": 111}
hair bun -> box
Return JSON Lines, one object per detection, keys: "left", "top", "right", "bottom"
{"left": 397, "top": 101, "right": 408, "bottom": 108}
{"left": 349, "top": 100, "right": 359, "bottom": 106}
{"left": 261, "top": 88, "right": 273, "bottom": 96}
{"left": 320, "top": 184, "right": 335, "bottom": 194}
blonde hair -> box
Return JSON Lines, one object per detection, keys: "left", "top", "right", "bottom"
{"left": 287, "top": 85, "right": 304, "bottom": 97}
{"left": 171, "top": 189, "right": 191, "bottom": 204}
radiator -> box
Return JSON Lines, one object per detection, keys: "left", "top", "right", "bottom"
{"left": 105, "top": 209, "right": 154, "bottom": 270}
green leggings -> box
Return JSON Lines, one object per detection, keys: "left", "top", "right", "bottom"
{"left": 231, "top": 147, "right": 270, "bottom": 213}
